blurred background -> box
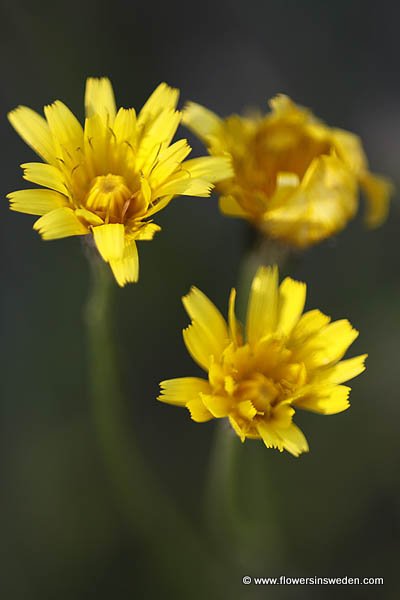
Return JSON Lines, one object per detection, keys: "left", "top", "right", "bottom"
{"left": 1, "top": 0, "right": 399, "bottom": 598}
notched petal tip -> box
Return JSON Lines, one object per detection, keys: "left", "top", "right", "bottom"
{"left": 33, "top": 207, "right": 88, "bottom": 240}
{"left": 181, "top": 286, "right": 204, "bottom": 316}
{"left": 8, "top": 105, "right": 56, "bottom": 164}
{"left": 109, "top": 240, "right": 139, "bottom": 286}
{"left": 182, "top": 285, "right": 199, "bottom": 298}
{"left": 7, "top": 188, "right": 68, "bottom": 216}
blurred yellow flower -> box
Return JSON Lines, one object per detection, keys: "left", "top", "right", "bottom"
{"left": 183, "top": 95, "right": 393, "bottom": 247}
{"left": 8, "top": 79, "right": 232, "bottom": 285}
{"left": 159, "top": 266, "right": 366, "bottom": 456}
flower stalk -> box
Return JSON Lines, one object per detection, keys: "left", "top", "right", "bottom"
{"left": 85, "top": 249, "right": 223, "bottom": 598}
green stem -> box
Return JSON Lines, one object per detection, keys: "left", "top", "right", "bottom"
{"left": 85, "top": 254, "right": 222, "bottom": 598}
{"left": 204, "top": 421, "right": 241, "bottom": 546}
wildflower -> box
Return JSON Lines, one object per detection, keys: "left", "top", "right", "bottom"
{"left": 8, "top": 79, "right": 232, "bottom": 285}
{"left": 183, "top": 95, "right": 392, "bottom": 247}
{"left": 159, "top": 266, "right": 366, "bottom": 456}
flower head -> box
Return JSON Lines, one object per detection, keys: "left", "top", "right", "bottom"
{"left": 159, "top": 266, "right": 366, "bottom": 456}
{"left": 183, "top": 95, "right": 392, "bottom": 247}
{"left": 8, "top": 79, "right": 232, "bottom": 285}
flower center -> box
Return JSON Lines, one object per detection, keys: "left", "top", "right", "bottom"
{"left": 236, "top": 373, "right": 280, "bottom": 417}
{"left": 85, "top": 174, "right": 133, "bottom": 217}
{"left": 252, "top": 123, "right": 331, "bottom": 196}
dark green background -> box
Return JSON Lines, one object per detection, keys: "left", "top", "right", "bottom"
{"left": 0, "top": 0, "right": 399, "bottom": 598}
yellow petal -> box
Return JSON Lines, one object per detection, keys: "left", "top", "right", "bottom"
{"left": 33, "top": 207, "right": 88, "bottom": 239}
{"left": 257, "top": 421, "right": 284, "bottom": 451}
{"left": 182, "top": 319, "right": 221, "bottom": 369}
{"left": 138, "top": 83, "right": 179, "bottom": 125}
{"left": 270, "top": 404, "right": 295, "bottom": 429}
{"left": 113, "top": 107, "right": 137, "bottom": 143}
{"left": 276, "top": 277, "right": 307, "bottom": 336}
{"left": 140, "top": 177, "right": 152, "bottom": 206}
{"left": 75, "top": 208, "right": 104, "bottom": 227}
{"left": 8, "top": 189, "right": 67, "bottom": 216}
{"left": 186, "top": 397, "right": 213, "bottom": 422}
{"left": 237, "top": 400, "right": 257, "bottom": 420}
{"left": 183, "top": 287, "right": 228, "bottom": 344}
{"left": 297, "top": 319, "right": 359, "bottom": 368}
{"left": 85, "top": 77, "right": 116, "bottom": 121}
{"left": 290, "top": 309, "right": 331, "bottom": 346}
{"left": 313, "top": 354, "right": 367, "bottom": 385}
{"left": 265, "top": 172, "right": 301, "bottom": 213}
{"left": 182, "top": 102, "right": 221, "bottom": 141}
{"left": 331, "top": 128, "right": 367, "bottom": 174}
{"left": 258, "top": 418, "right": 309, "bottom": 456}
{"left": 158, "top": 377, "right": 211, "bottom": 406}
{"left": 182, "top": 287, "right": 229, "bottom": 370}
{"left": 276, "top": 423, "right": 309, "bottom": 457}
{"left": 8, "top": 106, "right": 56, "bottom": 164}
{"left": 275, "top": 171, "right": 300, "bottom": 192}
{"left": 44, "top": 101, "right": 83, "bottom": 152}
{"left": 264, "top": 155, "right": 357, "bottom": 248}
{"left": 228, "top": 288, "right": 242, "bottom": 346}
{"left": 360, "top": 171, "right": 393, "bottom": 228}
{"left": 93, "top": 223, "right": 125, "bottom": 262}
{"left": 137, "top": 109, "right": 181, "bottom": 166}
{"left": 200, "top": 393, "right": 232, "bottom": 418}
{"left": 145, "top": 195, "right": 174, "bottom": 218}
{"left": 109, "top": 240, "right": 139, "bottom": 286}
{"left": 21, "top": 162, "right": 68, "bottom": 195}
{"left": 83, "top": 114, "right": 109, "bottom": 176}
{"left": 246, "top": 266, "right": 279, "bottom": 344}
{"left": 182, "top": 156, "right": 233, "bottom": 183}
{"left": 269, "top": 94, "right": 308, "bottom": 118}
{"left": 208, "top": 362, "right": 225, "bottom": 390}
{"left": 219, "top": 194, "right": 249, "bottom": 217}
{"left": 130, "top": 222, "right": 161, "bottom": 241}
{"left": 149, "top": 140, "right": 192, "bottom": 186}
{"left": 156, "top": 174, "right": 213, "bottom": 198}
{"left": 229, "top": 415, "right": 246, "bottom": 442}
{"left": 295, "top": 385, "right": 351, "bottom": 415}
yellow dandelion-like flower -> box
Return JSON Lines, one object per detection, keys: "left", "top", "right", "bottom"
{"left": 7, "top": 78, "right": 232, "bottom": 285}
{"left": 183, "top": 95, "right": 393, "bottom": 247}
{"left": 159, "top": 266, "right": 367, "bottom": 456}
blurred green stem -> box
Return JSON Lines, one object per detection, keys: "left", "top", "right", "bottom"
{"left": 204, "top": 420, "right": 241, "bottom": 544}
{"left": 85, "top": 253, "right": 222, "bottom": 598}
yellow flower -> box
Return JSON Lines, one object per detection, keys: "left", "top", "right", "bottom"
{"left": 183, "top": 95, "right": 393, "bottom": 247}
{"left": 8, "top": 79, "right": 232, "bottom": 285}
{"left": 159, "top": 266, "right": 366, "bottom": 456}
